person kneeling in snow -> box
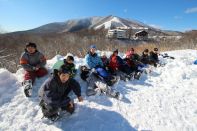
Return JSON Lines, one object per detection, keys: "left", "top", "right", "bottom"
{"left": 80, "top": 66, "right": 120, "bottom": 99}
{"left": 38, "top": 65, "right": 83, "bottom": 121}
{"left": 20, "top": 42, "right": 48, "bottom": 97}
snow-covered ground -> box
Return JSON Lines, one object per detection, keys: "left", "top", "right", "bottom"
{"left": 0, "top": 50, "right": 197, "bottom": 131}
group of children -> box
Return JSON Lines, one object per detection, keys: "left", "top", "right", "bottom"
{"left": 20, "top": 42, "right": 161, "bottom": 121}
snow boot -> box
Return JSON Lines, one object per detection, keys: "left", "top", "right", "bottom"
{"left": 114, "top": 92, "right": 120, "bottom": 99}
{"left": 23, "top": 80, "right": 33, "bottom": 97}
{"left": 134, "top": 72, "right": 141, "bottom": 80}
{"left": 48, "top": 113, "right": 60, "bottom": 122}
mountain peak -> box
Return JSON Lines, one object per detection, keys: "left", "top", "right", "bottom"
{"left": 13, "top": 15, "right": 180, "bottom": 36}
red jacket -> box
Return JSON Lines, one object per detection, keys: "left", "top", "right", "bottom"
{"left": 109, "top": 54, "right": 119, "bottom": 71}
{"left": 125, "top": 50, "right": 133, "bottom": 59}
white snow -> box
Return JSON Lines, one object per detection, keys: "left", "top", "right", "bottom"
{"left": 95, "top": 17, "right": 127, "bottom": 29}
{"left": 0, "top": 49, "right": 197, "bottom": 131}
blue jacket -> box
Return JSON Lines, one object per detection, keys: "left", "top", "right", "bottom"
{"left": 85, "top": 52, "right": 103, "bottom": 69}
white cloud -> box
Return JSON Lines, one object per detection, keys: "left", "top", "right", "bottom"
{"left": 185, "top": 7, "right": 197, "bottom": 14}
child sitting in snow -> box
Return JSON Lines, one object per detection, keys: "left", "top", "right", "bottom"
{"left": 109, "top": 49, "right": 141, "bottom": 80}
{"left": 101, "top": 52, "right": 110, "bottom": 70}
{"left": 149, "top": 48, "right": 160, "bottom": 67}
{"left": 140, "top": 49, "right": 150, "bottom": 65}
{"left": 85, "top": 45, "right": 118, "bottom": 86}
{"left": 20, "top": 42, "right": 48, "bottom": 97}
{"left": 80, "top": 65, "right": 120, "bottom": 99}
{"left": 124, "top": 48, "right": 144, "bottom": 75}
{"left": 52, "top": 55, "right": 77, "bottom": 78}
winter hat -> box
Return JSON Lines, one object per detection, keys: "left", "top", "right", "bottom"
{"left": 26, "top": 42, "right": 37, "bottom": 48}
{"left": 59, "top": 65, "right": 70, "bottom": 74}
{"left": 144, "top": 49, "right": 149, "bottom": 53}
{"left": 130, "top": 48, "right": 134, "bottom": 51}
{"left": 90, "top": 45, "right": 96, "bottom": 49}
{"left": 154, "top": 48, "right": 158, "bottom": 51}
{"left": 66, "top": 55, "right": 74, "bottom": 61}
{"left": 101, "top": 52, "right": 107, "bottom": 56}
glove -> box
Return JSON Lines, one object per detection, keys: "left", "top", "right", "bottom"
{"left": 91, "top": 68, "right": 97, "bottom": 73}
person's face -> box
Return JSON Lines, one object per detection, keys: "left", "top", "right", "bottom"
{"left": 144, "top": 51, "right": 148, "bottom": 55}
{"left": 90, "top": 48, "right": 96, "bottom": 54}
{"left": 102, "top": 55, "right": 107, "bottom": 58}
{"left": 154, "top": 50, "right": 158, "bottom": 54}
{"left": 59, "top": 73, "right": 70, "bottom": 83}
{"left": 67, "top": 60, "right": 74, "bottom": 64}
{"left": 114, "top": 52, "right": 118, "bottom": 56}
{"left": 26, "top": 46, "right": 36, "bottom": 54}
{"left": 130, "top": 50, "right": 134, "bottom": 54}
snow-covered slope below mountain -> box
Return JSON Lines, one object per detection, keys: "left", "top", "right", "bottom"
{"left": 94, "top": 16, "right": 128, "bottom": 29}
{"left": 0, "top": 50, "right": 197, "bottom": 131}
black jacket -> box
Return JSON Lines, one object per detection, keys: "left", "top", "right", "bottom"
{"left": 140, "top": 52, "right": 150, "bottom": 64}
{"left": 39, "top": 73, "right": 81, "bottom": 107}
{"left": 149, "top": 51, "right": 159, "bottom": 63}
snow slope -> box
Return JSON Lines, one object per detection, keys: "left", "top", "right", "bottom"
{"left": 94, "top": 16, "right": 128, "bottom": 29}
{"left": 0, "top": 50, "right": 197, "bottom": 131}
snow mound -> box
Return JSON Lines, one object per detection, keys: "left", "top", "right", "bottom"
{"left": 0, "top": 50, "right": 197, "bottom": 131}
{"left": 0, "top": 69, "right": 19, "bottom": 105}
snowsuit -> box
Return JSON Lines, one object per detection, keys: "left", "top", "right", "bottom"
{"left": 38, "top": 72, "right": 81, "bottom": 118}
{"left": 20, "top": 50, "right": 47, "bottom": 83}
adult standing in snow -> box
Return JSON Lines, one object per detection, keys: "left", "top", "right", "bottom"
{"left": 20, "top": 42, "right": 48, "bottom": 97}
{"left": 39, "top": 65, "right": 83, "bottom": 121}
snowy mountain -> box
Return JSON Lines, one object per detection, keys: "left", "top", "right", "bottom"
{"left": 92, "top": 15, "right": 149, "bottom": 30}
{"left": 0, "top": 50, "right": 197, "bottom": 130}
{"left": 21, "top": 15, "right": 180, "bottom": 36}
{"left": 27, "top": 16, "right": 104, "bottom": 33}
